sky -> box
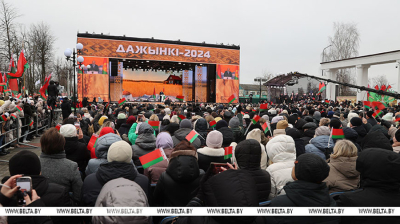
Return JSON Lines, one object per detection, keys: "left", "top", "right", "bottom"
{"left": 15, "top": 0, "right": 400, "bottom": 89}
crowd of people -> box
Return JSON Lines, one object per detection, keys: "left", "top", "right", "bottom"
{"left": 0, "top": 94, "right": 400, "bottom": 223}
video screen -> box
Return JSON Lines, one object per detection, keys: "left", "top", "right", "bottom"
{"left": 119, "top": 69, "right": 183, "bottom": 103}
{"left": 216, "top": 64, "right": 239, "bottom": 103}
{"left": 77, "top": 57, "right": 110, "bottom": 102}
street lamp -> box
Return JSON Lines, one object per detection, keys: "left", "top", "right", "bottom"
{"left": 254, "top": 77, "right": 268, "bottom": 103}
{"left": 64, "top": 43, "right": 84, "bottom": 114}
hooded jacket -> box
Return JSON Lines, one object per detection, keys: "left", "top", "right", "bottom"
{"left": 337, "top": 148, "right": 400, "bottom": 224}
{"left": 301, "top": 123, "right": 317, "bottom": 145}
{"left": 361, "top": 130, "right": 392, "bottom": 151}
{"left": 267, "top": 180, "right": 339, "bottom": 224}
{"left": 217, "top": 126, "right": 234, "bottom": 147}
{"left": 266, "top": 135, "right": 296, "bottom": 199}
{"left": 93, "top": 178, "right": 151, "bottom": 224}
{"left": 305, "top": 135, "right": 335, "bottom": 160}
{"left": 64, "top": 136, "right": 91, "bottom": 175}
{"left": 132, "top": 123, "right": 157, "bottom": 158}
{"left": 352, "top": 124, "right": 368, "bottom": 146}
{"left": 176, "top": 169, "right": 266, "bottom": 224}
{"left": 61, "top": 99, "right": 72, "bottom": 120}
{"left": 154, "top": 150, "right": 203, "bottom": 206}
{"left": 235, "top": 139, "right": 271, "bottom": 202}
{"left": 194, "top": 118, "right": 208, "bottom": 146}
{"left": 118, "top": 122, "right": 132, "bottom": 136}
{"left": 229, "top": 117, "right": 245, "bottom": 143}
{"left": 144, "top": 132, "right": 174, "bottom": 184}
{"left": 313, "top": 111, "right": 321, "bottom": 125}
{"left": 324, "top": 156, "right": 360, "bottom": 194}
{"left": 245, "top": 129, "right": 268, "bottom": 169}
{"left": 82, "top": 161, "right": 148, "bottom": 206}
{"left": 86, "top": 133, "right": 122, "bottom": 176}
{"left": 342, "top": 127, "right": 362, "bottom": 152}
{"left": 172, "top": 128, "right": 201, "bottom": 149}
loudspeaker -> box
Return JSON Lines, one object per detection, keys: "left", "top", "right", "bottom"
{"left": 110, "top": 60, "right": 118, "bottom": 76}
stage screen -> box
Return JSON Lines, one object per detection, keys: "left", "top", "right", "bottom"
{"left": 182, "top": 70, "right": 193, "bottom": 102}
{"left": 77, "top": 57, "right": 110, "bottom": 102}
{"left": 117, "top": 69, "right": 183, "bottom": 102}
{"left": 216, "top": 64, "right": 239, "bottom": 103}
{"left": 195, "top": 66, "right": 207, "bottom": 102}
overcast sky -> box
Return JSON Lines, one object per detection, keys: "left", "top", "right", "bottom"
{"left": 16, "top": 0, "right": 400, "bottom": 88}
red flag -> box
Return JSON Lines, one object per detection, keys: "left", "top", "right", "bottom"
{"left": 224, "top": 146, "right": 233, "bottom": 159}
{"left": 87, "top": 134, "right": 99, "bottom": 158}
{"left": 372, "top": 101, "right": 385, "bottom": 110}
{"left": 8, "top": 50, "right": 29, "bottom": 78}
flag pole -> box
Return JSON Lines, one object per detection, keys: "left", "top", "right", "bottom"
{"left": 244, "top": 122, "right": 252, "bottom": 136}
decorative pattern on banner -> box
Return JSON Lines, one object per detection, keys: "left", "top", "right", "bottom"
{"left": 195, "top": 66, "right": 207, "bottom": 103}
{"left": 78, "top": 37, "right": 240, "bottom": 65}
{"left": 182, "top": 70, "right": 193, "bottom": 102}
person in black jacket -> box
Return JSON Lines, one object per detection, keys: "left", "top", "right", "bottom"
{"left": 349, "top": 117, "right": 368, "bottom": 146}
{"left": 177, "top": 169, "right": 267, "bottom": 224}
{"left": 234, "top": 139, "right": 271, "bottom": 202}
{"left": 337, "top": 148, "right": 400, "bottom": 224}
{"left": 154, "top": 140, "right": 203, "bottom": 206}
{"left": 285, "top": 128, "right": 306, "bottom": 157}
{"left": 194, "top": 118, "right": 208, "bottom": 147}
{"left": 60, "top": 124, "right": 90, "bottom": 179}
{"left": 22, "top": 99, "right": 34, "bottom": 143}
{"left": 82, "top": 141, "right": 148, "bottom": 206}
{"left": 61, "top": 98, "right": 72, "bottom": 121}
{"left": 361, "top": 130, "right": 393, "bottom": 151}
{"left": 215, "top": 120, "right": 234, "bottom": 147}
{"left": 2, "top": 150, "right": 75, "bottom": 224}
{"left": 266, "top": 153, "right": 340, "bottom": 224}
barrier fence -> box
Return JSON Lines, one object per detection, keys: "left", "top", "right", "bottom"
{"left": 0, "top": 112, "right": 51, "bottom": 152}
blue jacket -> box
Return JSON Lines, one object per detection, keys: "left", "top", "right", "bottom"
{"left": 305, "top": 135, "right": 335, "bottom": 160}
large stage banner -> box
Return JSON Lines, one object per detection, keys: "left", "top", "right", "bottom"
{"left": 77, "top": 57, "right": 109, "bottom": 102}
{"left": 195, "top": 66, "right": 207, "bottom": 103}
{"left": 216, "top": 64, "right": 239, "bottom": 103}
{"left": 182, "top": 70, "right": 193, "bottom": 102}
{"left": 78, "top": 37, "right": 239, "bottom": 65}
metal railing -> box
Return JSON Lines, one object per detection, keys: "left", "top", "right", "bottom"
{"left": 0, "top": 113, "right": 51, "bottom": 150}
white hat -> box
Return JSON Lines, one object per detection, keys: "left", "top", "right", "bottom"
{"left": 60, "top": 124, "right": 76, "bottom": 138}
{"left": 206, "top": 130, "right": 223, "bottom": 148}
{"left": 107, "top": 141, "right": 132, "bottom": 164}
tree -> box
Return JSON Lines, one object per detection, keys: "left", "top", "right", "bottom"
{"left": 0, "top": 0, "right": 20, "bottom": 61}
{"left": 322, "top": 22, "right": 360, "bottom": 96}
{"left": 371, "top": 74, "right": 393, "bottom": 88}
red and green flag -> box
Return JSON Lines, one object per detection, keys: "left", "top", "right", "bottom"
{"left": 262, "top": 122, "right": 270, "bottom": 134}
{"left": 16, "top": 93, "right": 22, "bottom": 99}
{"left": 55, "top": 123, "right": 62, "bottom": 132}
{"left": 373, "top": 110, "right": 382, "bottom": 118}
{"left": 39, "top": 74, "right": 52, "bottom": 100}
{"left": 363, "top": 101, "right": 372, "bottom": 109}
{"left": 185, "top": 130, "right": 199, "bottom": 143}
{"left": 325, "top": 99, "right": 330, "bottom": 104}
{"left": 209, "top": 120, "right": 217, "bottom": 128}
{"left": 16, "top": 105, "right": 23, "bottom": 112}
{"left": 118, "top": 98, "right": 126, "bottom": 106}
{"left": 227, "top": 94, "right": 236, "bottom": 103}
{"left": 317, "top": 82, "right": 326, "bottom": 95}
{"left": 224, "top": 146, "right": 233, "bottom": 160}
{"left": 0, "top": 83, "right": 5, "bottom": 87}
{"left": 176, "top": 95, "right": 184, "bottom": 102}
{"left": 331, "top": 128, "right": 344, "bottom": 139}
{"left": 4, "top": 89, "right": 11, "bottom": 93}
{"left": 10, "top": 114, "right": 17, "bottom": 119}
{"left": 102, "top": 58, "right": 108, "bottom": 74}
{"left": 87, "top": 134, "right": 99, "bottom": 152}
{"left": 372, "top": 101, "right": 385, "bottom": 111}
{"left": 29, "top": 120, "right": 34, "bottom": 127}
{"left": 148, "top": 121, "right": 160, "bottom": 130}
{"left": 139, "top": 148, "right": 167, "bottom": 169}
{"left": 178, "top": 114, "right": 186, "bottom": 121}
{"left": 153, "top": 86, "right": 156, "bottom": 100}
{"left": 252, "top": 115, "right": 260, "bottom": 124}
{"left": 260, "top": 104, "right": 268, "bottom": 112}
{"left": 7, "top": 50, "right": 29, "bottom": 79}
{"left": 0, "top": 115, "right": 6, "bottom": 121}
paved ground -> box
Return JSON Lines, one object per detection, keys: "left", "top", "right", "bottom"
{"left": 0, "top": 136, "right": 42, "bottom": 180}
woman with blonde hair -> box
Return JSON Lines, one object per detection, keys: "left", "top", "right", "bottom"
{"left": 96, "top": 121, "right": 115, "bottom": 135}
{"left": 323, "top": 140, "right": 360, "bottom": 194}
{"left": 149, "top": 114, "right": 159, "bottom": 121}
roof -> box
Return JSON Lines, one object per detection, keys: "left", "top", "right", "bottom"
{"left": 77, "top": 33, "right": 240, "bottom": 50}
{"left": 264, "top": 73, "right": 303, "bottom": 87}
{"left": 166, "top": 75, "right": 182, "bottom": 81}
{"left": 321, "top": 49, "right": 400, "bottom": 64}
{"left": 240, "top": 84, "right": 268, "bottom": 91}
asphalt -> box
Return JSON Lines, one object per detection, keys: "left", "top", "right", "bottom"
{"left": 0, "top": 134, "right": 42, "bottom": 180}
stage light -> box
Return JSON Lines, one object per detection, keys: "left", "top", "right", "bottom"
{"left": 146, "top": 60, "right": 149, "bottom": 62}
{"left": 141, "top": 61, "right": 143, "bottom": 63}
{"left": 178, "top": 62, "right": 181, "bottom": 64}
{"left": 199, "top": 64, "right": 202, "bottom": 66}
